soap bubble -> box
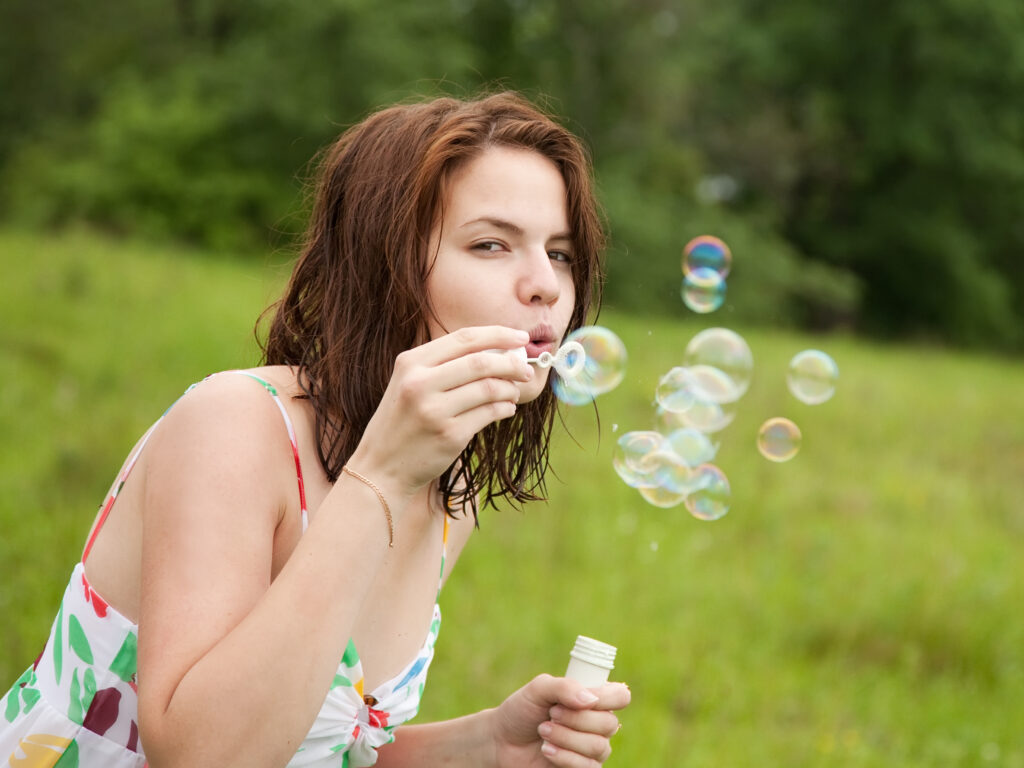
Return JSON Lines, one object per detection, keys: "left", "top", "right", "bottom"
{"left": 682, "top": 235, "right": 732, "bottom": 278}
{"left": 682, "top": 400, "right": 735, "bottom": 434}
{"left": 685, "top": 464, "right": 730, "bottom": 520}
{"left": 787, "top": 350, "right": 839, "bottom": 405}
{"left": 641, "top": 449, "right": 698, "bottom": 495}
{"left": 757, "top": 417, "right": 802, "bottom": 462}
{"left": 668, "top": 399, "right": 736, "bottom": 435}
{"left": 612, "top": 431, "right": 664, "bottom": 488}
{"left": 639, "top": 484, "right": 688, "bottom": 509}
{"left": 681, "top": 268, "right": 726, "bottom": 314}
{"left": 683, "top": 329, "right": 753, "bottom": 402}
{"left": 666, "top": 428, "right": 717, "bottom": 467}
{"left": 655, "top": 367, "right": 697, "bottom": 413}
{"left": 553, "top": 326, "right": 627, "bottom": 405}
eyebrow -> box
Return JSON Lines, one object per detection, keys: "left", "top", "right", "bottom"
{"left": 460, "top": 216, "right": 572, "bottom": 241}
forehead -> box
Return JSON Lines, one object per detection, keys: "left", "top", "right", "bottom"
{"left": 443, "top": 146, "right": 569, "bottom": 230}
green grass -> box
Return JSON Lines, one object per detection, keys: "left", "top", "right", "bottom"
{"left": 2, "top": 228, "right": 1023, "bottom": 766}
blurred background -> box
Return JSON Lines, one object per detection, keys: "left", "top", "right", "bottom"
{"left": 1, "top": 0, "right": 1022, "bottom": 765}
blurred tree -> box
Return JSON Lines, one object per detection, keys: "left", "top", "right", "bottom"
{"left": 1, "top": 0, "right": 1021, "bottom": 348}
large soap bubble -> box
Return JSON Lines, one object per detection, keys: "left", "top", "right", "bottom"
{"left": 553, "top": 326, "right": 627, "bottom": 406}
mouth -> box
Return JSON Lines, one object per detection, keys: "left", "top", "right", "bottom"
{"left": 525, "top": 323, "right": 557, "bottom": 359}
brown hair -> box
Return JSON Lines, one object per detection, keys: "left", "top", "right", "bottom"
{"left": 260, "top": 91, "right": 605, "bottom": 520}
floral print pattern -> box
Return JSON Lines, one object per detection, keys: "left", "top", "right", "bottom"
{"left": 1, "top": 372, "right": 446, "bottom": 768}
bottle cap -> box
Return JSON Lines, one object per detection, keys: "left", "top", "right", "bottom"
{"left": 569, "top": 635, "right": 617, "bottom": 671}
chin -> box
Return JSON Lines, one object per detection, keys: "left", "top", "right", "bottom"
{"left": 517, "top": 376, "right": 549, "bottom": 405}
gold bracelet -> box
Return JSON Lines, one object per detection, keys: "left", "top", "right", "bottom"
{"left": 341, "top": 465, "right": 395, "bottom": 548}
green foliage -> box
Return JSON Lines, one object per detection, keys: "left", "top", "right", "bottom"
{"left": 2, "top": 229, "right": 1022, "bottom": 765}
{"left": 2, "top": 0, "right": 1024, "bottom": 348}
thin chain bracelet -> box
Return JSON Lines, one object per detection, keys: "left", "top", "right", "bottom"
{"left": 340, "top": 465, "right": 395, "bottom": 548}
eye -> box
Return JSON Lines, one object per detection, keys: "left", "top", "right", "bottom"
{"left": 472, "top": 240, "right": 506, "bottom": 253}
{"left": 549, "top": 250, "right": 572, "bottom": 263}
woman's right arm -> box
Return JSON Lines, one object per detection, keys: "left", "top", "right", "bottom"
{"left": 136, "top": 326, "right": 531, "bottom": 768}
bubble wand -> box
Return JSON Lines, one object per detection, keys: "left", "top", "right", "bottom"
{"left": 506, "top": 340, "right": 587, "bottom": 378}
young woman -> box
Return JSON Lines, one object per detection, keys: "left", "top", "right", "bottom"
{"left": 1, "top": 91, "right": 630, "bottom": 768}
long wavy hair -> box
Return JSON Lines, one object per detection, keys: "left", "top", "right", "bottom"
{"left": 260, "top": 91, "right": 605, "bottom": 521}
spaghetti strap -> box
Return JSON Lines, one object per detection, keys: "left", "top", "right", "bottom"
{"left": 81, "top": 371, "right": 309, "bottom": 563}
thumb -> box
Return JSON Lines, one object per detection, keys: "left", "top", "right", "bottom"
{"left": 526, "top": 674, "right": 601, "bottom": 711}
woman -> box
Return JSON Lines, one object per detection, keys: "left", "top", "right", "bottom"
{"left": 1, "top": 91, "right": 630, "bottom": 768}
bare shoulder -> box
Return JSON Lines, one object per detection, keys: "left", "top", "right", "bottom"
{"left": 141, "top": 370, "right": 301, "bottom": 520}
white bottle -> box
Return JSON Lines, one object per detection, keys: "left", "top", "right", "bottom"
{"left": 565, "top": 635, "right": 617, "bottom": 687}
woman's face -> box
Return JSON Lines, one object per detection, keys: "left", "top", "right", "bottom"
{"left": 425, "top": 146, "right": 576, "bottom": 403}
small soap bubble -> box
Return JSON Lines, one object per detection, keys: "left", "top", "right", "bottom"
{"left": 757, "top": 417, "right": 802, "bottom": 462}
{"left": 612, "top": 431, "right": 664, "bottom": 488}
{"left": 553, "top": 326, "right": 627, "bottom": 405}
{"left": 787, "top": 349, "right": 839, "bottom": 405}
{"left": 681, "top": 268, "right": 726, "bottom": 314}
{"left": 682, "top": 235, "right": 732, "bottom": 278}
{"left": 655, "top": 367, "right": 697, "bottom": 413}
{"left": 685, "top": 464, "right": 730, "bottom": 520}
{"left": 683, "top": 328, "right": 753, "bottom": 402}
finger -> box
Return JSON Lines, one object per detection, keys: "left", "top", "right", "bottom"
{"left": 524, "top": 674, "right": 606, "bottom": 714}
{"left": 549, "top": 705, "right": 620, "bottom": 738}
{"left": 431, "top": 350, "right": 532, "bottom": 393}
{"left": 416, "top": 326, "right": 530, "bottom": 366}
{"left": 444, "top": 377, "right": 523, "bottom": 418}
{"left": 538, "top": 722, "right": 612, "bottom": 766}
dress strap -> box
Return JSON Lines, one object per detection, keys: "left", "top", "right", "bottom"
{"left": 436, "top": 516, "right": 449, "bottom": 602}
{"left": 225, "top": 372, "right": 309, "bottom": 532}
{"left": 81, "top": 371, "right": 309, "bottom": 563}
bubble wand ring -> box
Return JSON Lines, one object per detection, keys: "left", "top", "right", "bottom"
{"left": 528, "top": 340, "right": 586, "bottom": 378}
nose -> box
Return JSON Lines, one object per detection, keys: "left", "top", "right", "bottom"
{"left": 519, "top": 247, "right": 561, "bottom": 306}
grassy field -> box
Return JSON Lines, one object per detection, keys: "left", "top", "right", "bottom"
{"left": 2, "top": 228, "right": 1023, "bottom": 766}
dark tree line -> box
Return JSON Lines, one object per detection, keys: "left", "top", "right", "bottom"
{"left": 2, "top": 0, "right": 1021, "bottom": 349}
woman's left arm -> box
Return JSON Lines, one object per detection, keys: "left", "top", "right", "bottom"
{"left": 376, "top": 676, "right": 631, "bottom": 768}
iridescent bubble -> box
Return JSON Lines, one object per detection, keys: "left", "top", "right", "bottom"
{"left": 656, "top": 402, "right": 732, "bottom": 436}
{"left": 683, "top": 328, "right": 753, "bottom": 402}
{"left": 676, "top": 399, "right": 736, "bottom": 434}
{"left": 681, "top": 268, "right": 726, "bottom": 314}
{"left": 757, "top": 417, "right": 802, "bottom": 462}
{"left": 612, "top": 431, "right": 665, "bottom": 488}
{"left": 655, "top": 367, "right": 697, "bottom": 413}
{"left": 638, "top": 484, "right": 688, "bottom": 509}
{"left": 640, "top": 449, "right": 696, "bottom": 495}
{"left": 787, "top": 349, "right": 839, "bottom": 405}
{"left": 685, "top": 464, "right": 730, "bottom": 520}
{"left": 682, "top": 235, "right": 732, "bottom": 278}
{"left": 553, "top": 326, "right": 627, "bottom": 405}
{"left": 665, "top": 428, "right": 717, "bottom": 468}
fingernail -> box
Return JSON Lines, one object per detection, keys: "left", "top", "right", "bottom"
{"left": 541, "top": 741, "right": 557, "bottom": 757}
{"left": 538, "top": 722, "right": 552, "bottom": 738}
{"left": 577, "top": 689, "right": 599, "bottom": 705}
{"left": 550, "top": 705, "right": 566, "bottom": 720}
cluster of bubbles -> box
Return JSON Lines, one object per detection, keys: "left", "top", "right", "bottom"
{"left": 608, "top": 236, "right": 839, "bottom": 521}
{"left": 537, "top": 238, "right": 839, "bottom": 522}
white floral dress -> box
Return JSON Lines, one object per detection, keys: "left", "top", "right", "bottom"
{"left": 1, "top": 372, "right": 447, "bottom": 768}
